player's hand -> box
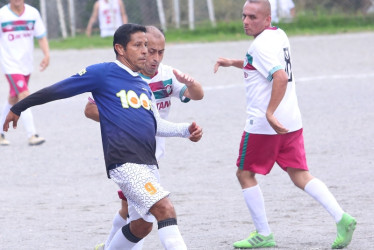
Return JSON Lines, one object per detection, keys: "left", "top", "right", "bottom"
{"left": 266, "top": 113, "right": 289, "bottom": 134}
{"left": 3, "top": 111, "right": 20, "bottom": 132}
{"left": 173, "top": 69, "right": 195, "bottom": 87}
{"left": 214, "top": 57, "right": 231, "bottom": 73}
{"left": 188, "top": 122, "right": 203, "bottom": 142}
{"left": 40, "top": 55, "right": 50, "bottom": 71}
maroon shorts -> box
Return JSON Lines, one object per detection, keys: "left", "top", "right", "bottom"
{"left": 236, "top": 129, "right": 308, "bottom": 175}
{"left": 5, "top": 74, "right": 30, "bottom": 97}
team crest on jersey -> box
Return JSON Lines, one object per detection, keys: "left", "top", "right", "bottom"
{"left": 78, "top": 68, "right": 87, "bottom": 76}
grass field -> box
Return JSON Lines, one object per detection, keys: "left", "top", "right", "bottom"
{"left": 47, "top": 13, "right": 374, "bottom": 50}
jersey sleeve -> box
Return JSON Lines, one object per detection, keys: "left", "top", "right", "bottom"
{"left": 33, "top": 8, "right": 46, "bottom": 39}
{"left": 11, "top": 64, "right": 103, "bottom": 116}
{"left": 250, "top": 34, "right": 283, "bottom": 82}
{"left": 151, "top": 93, "right": 190, "bottom": 138}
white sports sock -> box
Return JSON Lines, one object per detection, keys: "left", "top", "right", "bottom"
{"left": 242, "top": 185, "right": 271, "bottom": 236}
{"left": 0, "top": 102, "right": 12, "bottom": 134}
{"left": 106, "top": 224, "right": 139, "bottom": 250}
{"left": 304, "top": 178, "right": 344, "bottom": 223}
{"left": 105, "top": 212, "right": 128, "bottom": 248}
{"left": 158, "top": 225, "right": 187, "bottom": 250}
{"left": 20, "top": 108, "right": 36, "bottom": 138}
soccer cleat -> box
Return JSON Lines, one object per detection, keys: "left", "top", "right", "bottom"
{"left": 331, "top": 213, "right": 357, "bottom": 249}
{"left": 0, "top": 134, "right": 10, "bottom": 146}
{"left": 94, "top": 243, "right": 105, "bottom": 250}
{"left": 233, "top": 231, "right": 276, "bottom": 248}
{"left": 28, "top": 134, "right": 45, "bottom": 146}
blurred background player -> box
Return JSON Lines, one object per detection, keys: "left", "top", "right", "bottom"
{"left": 0, "top": 0, "right": 50, "bottom": 146}
{"left": 86, "top": 0, "right": 128, "bottom": 37}
{"left": 86, "top": 26, "right": 204, "bottom": 250}
{"left": 269, "top": 0, "right": 295, "bottom": 23}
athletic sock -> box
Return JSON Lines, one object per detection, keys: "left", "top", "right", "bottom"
{"left": 0, "top": 102, "right": 12, "bottom": 134}
{"left": 242, "top": 185, "right": 271, "bottom": 236}
{"left": 106, "top": 223, "right": 142, "bottom": 250}
{"left": 158, "top": 218, "right": 187, "bottom": 250}
{"left": 105, "top": 211, "right": 128, "bottom": 247}
{"left": 20, "top": 108, "right": 36, "bottom": 138}
{"left": 304, "top": 178, "right": 344, "bottom": 223}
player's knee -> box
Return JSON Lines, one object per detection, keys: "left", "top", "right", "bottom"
{"left": 129, "top": 219, "right": 153, "bottom": 238}
{"left": 150, "top": 198, "right": 176, "bottom": 220}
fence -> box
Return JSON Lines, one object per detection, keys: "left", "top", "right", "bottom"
{"left": 0, "top": 0, "right": 372, "bottom": 39}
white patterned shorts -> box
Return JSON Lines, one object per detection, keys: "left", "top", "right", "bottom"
{"left": 109, "top": 163, "right": 170, "bottom": 220}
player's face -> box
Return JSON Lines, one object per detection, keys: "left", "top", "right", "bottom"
{"left": 10, "top": 0, "right": 24, "bottom": 8}
{"left": 242, "top": 1, "right": 271, "bottom": 37}
{"left": 120, "top": 31, "right": 148, "bottom": 72}
{"left": 142, "top": 34, "right": 165, "bottom": 77}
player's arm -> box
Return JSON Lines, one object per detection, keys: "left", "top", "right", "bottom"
{"left": 84, "top": 99, "right": 100, "bottom": 122}
{"left": 119, "top": 0, "right": 128, "bottom": 24}
{"left": 266, "top": 69, "right": 289, "bottom": 134}
{"left": 38, "top": 36, "right": 50, "bottom": 72}
{"left": 151, "top": 95, "right": 203, "bottom": 142}
{"left": 86, "top": 1, "right": 99, "bottom": 36}
{"left": 172, "top": 69, "right": 204, "bottom": 100}
{"left": 214, "top": 57, "right": 244, "bottom": 73}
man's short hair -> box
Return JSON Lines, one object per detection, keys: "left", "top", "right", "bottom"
{"left": 113, "top": 23, "right": 147, "bottom": 56}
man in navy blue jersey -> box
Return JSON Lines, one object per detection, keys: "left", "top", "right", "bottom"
{"left": 3, "top": 23, "right": 202, "bottom": 250}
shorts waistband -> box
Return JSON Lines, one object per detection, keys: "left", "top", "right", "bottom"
{"left": 108, "top": 163, "right": 124, "bottom": 171}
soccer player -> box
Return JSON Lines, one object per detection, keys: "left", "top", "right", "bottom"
{"left": 3, "top": 23, "right": 202, "bottom": 250}
{"left": 86, "top": 25, "right": 204, "bottom": 250}
{"left": 86, "top": 0, "right": 128, "bottom": 38}
{"left": 214, "top": 0, "right": 356, "bottom": 248}
{"left": 0, "top": 0, "right": 49, "bottom": 146}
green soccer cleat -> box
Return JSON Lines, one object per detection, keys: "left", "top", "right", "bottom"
{"left": 94, "top": 242, "right": 105, "bottom": 250}
{"left": 331, "top": 213, "right": 357, "bottom": 249}
{"left": 233, "top": 231, "right": 276, "bottom": 249}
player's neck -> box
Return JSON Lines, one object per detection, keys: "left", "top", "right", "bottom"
{"left": 10, "top": 4, "right": 25, "bottom": 16}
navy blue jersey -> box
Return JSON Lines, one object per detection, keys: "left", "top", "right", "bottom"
{"left": 11, "top": 62, "right": 158, "bottom": 175}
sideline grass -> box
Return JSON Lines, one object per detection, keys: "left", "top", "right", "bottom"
{"left": 48, "top": 13, "right": 374, "bottom": 50}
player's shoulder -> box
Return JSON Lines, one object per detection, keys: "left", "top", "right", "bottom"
{"left": 24, "top": 4, "right": 40, "bottom": 13}
{"left": 254, "top": 27, "right": 288, "bottom": 46}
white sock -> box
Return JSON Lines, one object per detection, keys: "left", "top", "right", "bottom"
{"left": 158, "top": 221, "right": 187, "bottom": 250}
{"left": 0, "top": 102, "right": 12, "bottom": 134}
{"left": 131, "top": 238, "right": 145, "bottom": 250}
{"left": 106, "top": 224, "right": 140, "bottom": 250}
{"left": 304, "top": 178, "right": 344, "bottom": 223}
{"left": 242, "top": 185, "right": 271, "bottom": 236}
{"left": 20, "top": 108, "right": 36, "bottom": 138}
{"left": 105, "top": 212, "right": 127, "bottom": 248}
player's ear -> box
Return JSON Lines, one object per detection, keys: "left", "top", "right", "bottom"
{"left": 114, "top": 44, "right": 125, "bottom": 56}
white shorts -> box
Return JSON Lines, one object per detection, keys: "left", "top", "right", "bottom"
{"left": 109, "top": 163, "right": 170, "bottom": 221}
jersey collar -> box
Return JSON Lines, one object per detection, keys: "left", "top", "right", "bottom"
{"left": 114, "top": 60, "right": 139, "bottom": 77}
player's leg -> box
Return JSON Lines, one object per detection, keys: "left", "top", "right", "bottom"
{"left": 0, "top": 74, "right": 19, "bottom": 145}
{"left": 289, "top": 169, "right": 356, "bottom": 248}
{"left": 279, "top": 129, "right": 356, "bottom": 248}
{"left": 108, "top": 163, "right": 186, "bottom": 249}
{"left": 149, "top": 197, "right": 186, "bottom": 250}
{"left": 233, "top": 132, "right": 277, "bottom": 248}
{"left": 5, "top": 74, "right": 45, "bottom": 145}
{"left": 0, "top": 100, "right": 12, "bottom": 145}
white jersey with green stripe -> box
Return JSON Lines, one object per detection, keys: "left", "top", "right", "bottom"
{"left": 0, "top": 4, "right": 46, "bottom": 75}
{"left": 243, "top": 27, "right": 302, "bottom": 135}
{"left": 140, "top": 63, "right": 190, "bottom": 160}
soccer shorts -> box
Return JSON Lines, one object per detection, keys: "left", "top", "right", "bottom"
{"left": 5, "top": 74, "right": 30, "bottom": 97}
{"left": 236, "top": 128, "right": 308, "bottom": 175}
{"left": 109, "top": 163, "right": 170, "bottom": 221}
